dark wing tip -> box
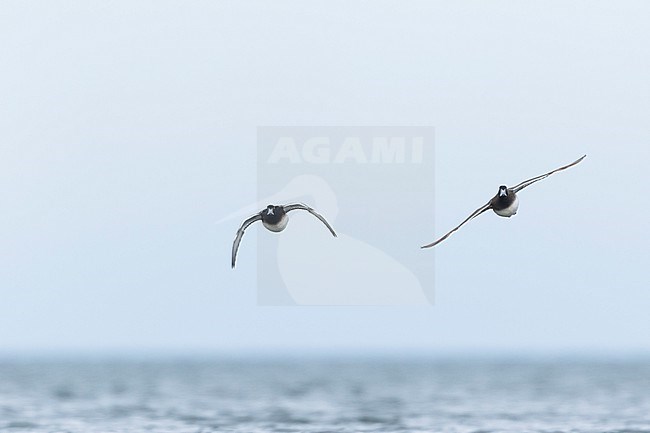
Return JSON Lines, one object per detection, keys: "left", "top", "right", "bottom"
{"left": 574, "top": 154, "right": 587, "bottom": 164}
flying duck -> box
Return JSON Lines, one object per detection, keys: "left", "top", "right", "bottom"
{"left": 421, "top": 155, "right": 586, "bottom": 248}
{"left": 231, "top": 203, "right": 337, "bottom": 268}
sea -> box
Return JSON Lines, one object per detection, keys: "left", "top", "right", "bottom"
{"left": 0, "top": 356, "right": 649, "bottom": 433}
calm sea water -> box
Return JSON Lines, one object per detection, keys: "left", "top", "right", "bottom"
{"left": 0, "top": 357, "right": 648, "bottom": 433}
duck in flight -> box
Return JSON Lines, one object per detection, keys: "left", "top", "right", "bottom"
{"left": 232, "top": 203, "right": 337, "bottom": 268}
{"left": 421, "top": 155, "right": 586, "bottom": 248}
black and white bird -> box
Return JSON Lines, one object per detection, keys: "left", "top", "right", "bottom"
{"left": 231, "top": 203, "right": 337, "bottom": 268}
{"left": 421, "top": 155, "right": 586, "bottom": 248}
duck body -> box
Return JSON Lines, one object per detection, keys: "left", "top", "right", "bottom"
{"left": 262, "top": 205, "right": 289, "bottom": 232}
{"left": 491, "top": 186, "right": 519, "bottom": 217}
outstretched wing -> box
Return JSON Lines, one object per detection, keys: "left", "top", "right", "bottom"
{"left": 284, "top": 203, "right": 337, "bottom": 237}
{"left": 231, "top": 213, "right": 262, "bottom": 268}
{"left": 510, "top": 155, "right": 586, "bottom": 193}
{"left": 421, "top": 201, "right": 492, "bottom": 248}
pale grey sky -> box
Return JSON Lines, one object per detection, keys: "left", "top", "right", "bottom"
{"left": 1, "top": 1, "right": 649, "bottom": 355}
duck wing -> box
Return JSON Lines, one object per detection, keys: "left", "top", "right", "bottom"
{"left": 231, "top": 213, "right": 262, "bottom": 268}
{"left": 284, "top": 203, "right": 337, "bottom": 237}
{"left": 421, "top": 201, "right": 492, "bottom": 248}
{"left": 510, "top": 155, "right": 586, "bottom": 193}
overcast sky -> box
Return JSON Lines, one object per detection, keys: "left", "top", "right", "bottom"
{"left": 1, "top": 1, "right": 649, "bottom": 356}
